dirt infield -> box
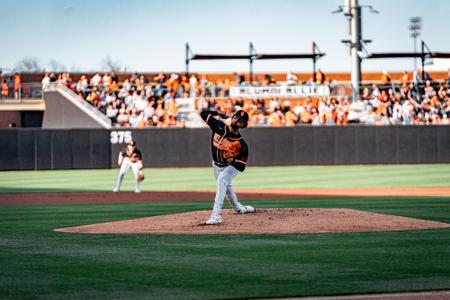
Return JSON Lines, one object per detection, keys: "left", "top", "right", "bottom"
{"left": 273, "top": 290, "right": 450, "bottom": 300}
{"left": 55, "top": 208, "right": 450, "bottom": 234}
{"left": 1, "top": 187, "right": 450, "bottom": 206}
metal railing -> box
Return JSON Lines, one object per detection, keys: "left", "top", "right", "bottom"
{"left": 0, "top": 83, "right": 43, "bottom": 100}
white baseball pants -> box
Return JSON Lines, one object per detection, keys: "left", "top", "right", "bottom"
{"left": 114, "top": 157, "right": 141, "bottom": 192}
{"left": 211, "top": 162, "right": 246, "bottom": 217}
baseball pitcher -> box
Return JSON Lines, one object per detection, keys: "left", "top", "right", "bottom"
{"left": 113, "top": 140, "right": 145, "bottom": 193}
{"left": 200, "top": 109, "right": 255, "bottom": 225}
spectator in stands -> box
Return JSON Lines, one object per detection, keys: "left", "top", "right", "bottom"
{"left": 423, "top": 70, "right": 432, "bottom": 82}
{"left": 128, "top": 109, "right": 140, "bottom": 128}
{"left": 286, "top": 72, "right": 298, "bottom": 85}
{"left": 250, "top": 110, "right": 266, "bottom": 126}
{"left": 424, "top": 80, "right": 436, "bottom": 99}
{"left": 189, "top": 74, "right": 198, "bottom": 97}
{"left": 298, "top": 105, "right": 312, "bottom": 124}
{"left": 263, "top": 74, "right": 275, "bottom": 85}
{"left": 371, "top": 84, "right": 381, "bottom": 99}
{"left": 62, "top": 73, "right": 73, "bottom": 89}
{"left": 106, "top": 104, "right": 118, "bottom": 120}
{"left": 336, "top": 105, "right": 348, "bottom": 125}
{"left": 199, "top": 74, "right": 208, "bottom": 93}
{"left": 233, "top": 72, "right": 245, "bottom": 85}
{"left": 49, "top": 73, "right": 57, "bottom": 83}
{"left": 283, "top": 101, "right": 297, "bottom": 126}
{"left": 139, "top": 74, "right": 148, "bottom": 84}
{"left": 2, "top": 79, "right": 9, "bottom": 98}
{"left": 41, "top": 73, "right": 50, "bottom": 90}
{"left": 153, "top": 72, "right": 166, "bottom": 84}
{"left": 14, "top": 73, "right": 21, "bottom": 99}
{"left": 315, "top": 69, "right": 325, "bottom": 84}
{"left": 268, "top": 108, "right": 284, "bottom": 126}
{"left": 110, "top": 71, "right": 119, "bottom": 83}
{"left": 130, "top": 72, "right": 139, "bottom": 83}
{"left": 76, "top": 75, "right": 88, "bottom": 93}
{"left": 90, "top": 73, "right": 102, "bottom": 87}
{"left": 133, "top": 90, "right": 147, "bottom": 111}
{"left": 102, "top": 73, "right": 112, "bottom": 88}
{"left": 401, "top": 71, "right": 410, "bottom": 85}
{"left": 380, "top": 71, "right": 391, "bottom": 86}
{"left": 310, "top": 108, "right": 321, "bottom": 125}
{"left": 361, "top": 87, "right": 371, "bottom": 100}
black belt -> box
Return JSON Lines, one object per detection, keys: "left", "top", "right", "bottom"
{"left": 213, "top": 161, "right": 227, "bottom": 168}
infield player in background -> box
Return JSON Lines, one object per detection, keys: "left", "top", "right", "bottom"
{"left": 200, "top": 109, "right": 255, "bottom": 225}
{"left": 113, "top": 140, "right": 145, "bottom": 193}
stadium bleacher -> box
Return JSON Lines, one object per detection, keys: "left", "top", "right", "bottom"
{"left": 1, "top": 70, "right": 450, "bottom": 127}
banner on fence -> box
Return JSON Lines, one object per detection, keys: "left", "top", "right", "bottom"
{"left": 229, "top": 85, "right": 330, "bottom": 98}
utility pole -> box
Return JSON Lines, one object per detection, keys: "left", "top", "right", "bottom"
{"left": 409, "top": 17, "right": 422, "bottom": 71}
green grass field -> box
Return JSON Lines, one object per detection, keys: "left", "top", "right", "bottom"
{"left": 1, "top": 164, "right": 450, "bottom": 299}
{"left": 1, "top": 164, "right": 450, "bottom": 192}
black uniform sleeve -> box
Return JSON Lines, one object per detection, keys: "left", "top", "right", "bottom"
{"left": 200, "top": 111, "right": 225, "bottom": 133}
{"left": 134, "top": 149, "right": 142, "bottom": 160}
{"left": 231, "top": 140, "right": 248, "bottom": 172}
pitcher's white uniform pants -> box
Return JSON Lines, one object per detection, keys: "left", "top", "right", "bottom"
{"left": 211, "top": 162, "right": 246, "bottom": 217}
{"left": 114, "top": 157, "right": 141, "bottom": 192}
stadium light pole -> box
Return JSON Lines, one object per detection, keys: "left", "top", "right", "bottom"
{"left": 349, "top": 0, "right": 361, "bottom": 101}
{"left": 333, "top": 0, "right": 378, "bottom": 101}
{"left": 409, "top": 17, "right": 422, "bottom": 71}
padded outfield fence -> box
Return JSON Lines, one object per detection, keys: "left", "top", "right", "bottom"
{"left": 0, "top": 126, "right": 450, "bottom": 170}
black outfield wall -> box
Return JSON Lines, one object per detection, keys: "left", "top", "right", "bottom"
{"left": 0, "top": 126, "right": 449, "bottom": 170}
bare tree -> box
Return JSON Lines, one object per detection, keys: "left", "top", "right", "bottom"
{"left": 48, "top": 59, "right": 67, "bottom": 73}
{"left": 14, "top": 57, "right": 44, "bottom": 73}
{"left": 101, "top": 55, "right": 127, "bottom": 72}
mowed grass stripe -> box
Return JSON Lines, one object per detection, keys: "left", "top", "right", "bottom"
{"left": 0, "top": 164, "right": 449, "bottom": 193}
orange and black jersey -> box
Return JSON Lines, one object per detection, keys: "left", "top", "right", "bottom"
{"left": 200, "top": 110, "right": 248, "bottom": 172}
{"left": 121, "top": 147, "right": 142, "bottom": 160}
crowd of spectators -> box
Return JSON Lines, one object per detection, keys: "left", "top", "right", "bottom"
{"left": 42, "top": 71, "right": 188, "bottom": 127}
{"left": 197, "top": 96, "right": 350, "bottom": 126}
{"left": 1, "top": 73, "right": 23, "bottom": 99}
{"left": 356, "top": 80, "right": 450, "bottom": 125}
{"left": 39, "top": 70, "right": 450, "bottom": 127}
{"left": 40, "top": 70, "right": 340, "bottom": 127}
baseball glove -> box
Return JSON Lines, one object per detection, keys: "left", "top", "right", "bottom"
{"left": 137, "top": 171, "right": 145, "bottom": 182}
{"left": 223, "top": 141, "right": 241, "bottom": 159}
{"left": 130, "top": 153, "right": 140, "bottom": 163}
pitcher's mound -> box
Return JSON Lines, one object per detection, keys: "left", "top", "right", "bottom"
{"left": 54, "top": 208, "right": 450, "bottom": 235}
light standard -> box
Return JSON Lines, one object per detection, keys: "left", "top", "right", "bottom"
{"left": 409, "top": 17, "right": 422, "bottom": 71}
{"left": 333, "top": 0, "right": 378, "bottom": 101}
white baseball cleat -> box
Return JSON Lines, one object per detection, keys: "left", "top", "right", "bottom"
{"left": 244, "top": 205, "right": 256, "bottom": 213}
{"left": 237, "top": 205, "right": 256, "bottom": 214}
{"left": 134, "top": 188, "right": 141, "bottom": 193}
{"left": 113, "top": 187, "right": 120, "bottom": 192}
{"left": 205, "top": 215, "right": 222, "bottom": 225}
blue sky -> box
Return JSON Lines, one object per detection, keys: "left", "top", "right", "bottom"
{"left": 1, "top": 0, "right": 449, "bottom": 73}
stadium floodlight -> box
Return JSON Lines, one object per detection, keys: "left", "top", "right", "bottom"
{"left": 368, "top": 6, "right": 379, "bottom": 14}
{"left": 331, "top": 6, "right": 344, "bottom": 14}
{"left": 409, "top": 16, "right": 422, "bottom": 70}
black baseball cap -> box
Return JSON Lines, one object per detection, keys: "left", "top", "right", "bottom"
{"left": 233, "top": 110, "right": 249, "bottom": 128}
